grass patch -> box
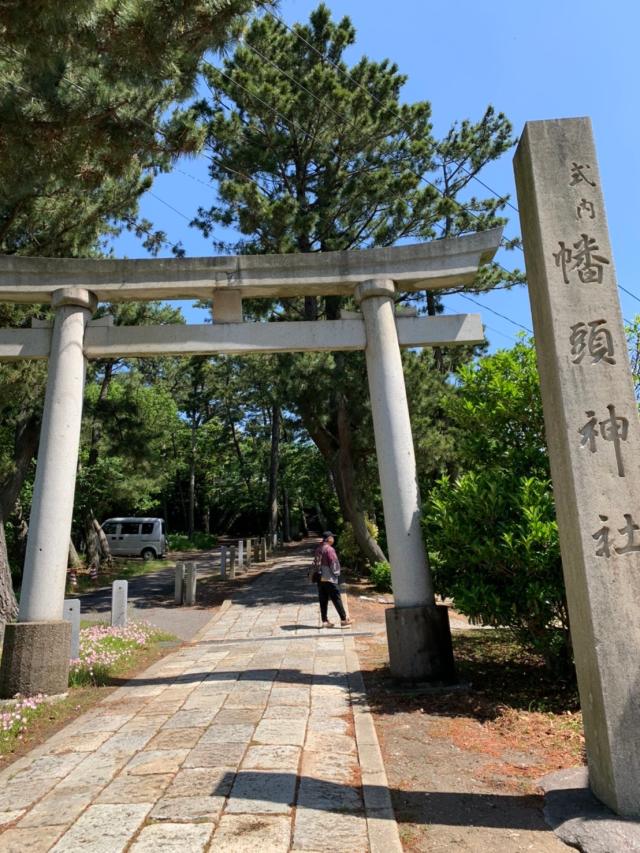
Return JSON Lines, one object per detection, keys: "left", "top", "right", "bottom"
{"left": 168, "top": 532, "right": 218, "bottom": 550}
{"left": 71, "top": 557, "right": 175, "bottom": 593}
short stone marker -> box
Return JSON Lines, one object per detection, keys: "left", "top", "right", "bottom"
{"left": 111, "top": 580, "right": 128, "bottom": 627}
{"left": 174, "top": 561, "right": 185, "bottom": 605}
{"left": 184, "top": 563, "right": 197, "bottom": 606}
{"left": 63, "top": 598, "right": 80, "bottom": 659}
{"left": 260, "top": 537, "right": 267, "bottom": 562}
{"left": 246, "top": 538, "right": 252, "bottom": 569}
{"left": 220, "top": 546, "right": 227, "bottom": 579}
{"left": 514, "top": 116, "right": 640, "bottom": 817}
{"left": 238, "top": 540, "right": 244, "bottom": 572}
{"left": 229, "top": 546, "right": 236, "bottom": 579}
{"left": 252, "top": 542, "right": 259, "bottom": 563}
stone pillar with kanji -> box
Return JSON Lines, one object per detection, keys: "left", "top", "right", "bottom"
{"left": 514, "top": 117, "right": 640, "bottom": 817}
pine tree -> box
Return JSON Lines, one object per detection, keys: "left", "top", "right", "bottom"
{"left": 191, "top": 3, "right": 518, "bottom": 562}
{"left": 0, "top": 0, "right": 261, "bottom": 623}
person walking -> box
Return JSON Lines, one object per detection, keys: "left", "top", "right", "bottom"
{"left": 314, "top": 531, "right": 352, "bottom": 628}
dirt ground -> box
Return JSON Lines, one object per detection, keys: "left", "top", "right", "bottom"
{"left": 347, "top": 589, "right": 584, "bottom": 852}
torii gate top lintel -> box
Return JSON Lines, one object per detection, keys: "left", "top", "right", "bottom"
{"left": 0, "top": 228, "right": 502, "bottom": 303}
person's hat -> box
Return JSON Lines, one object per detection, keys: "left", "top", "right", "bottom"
{"left": 322, "top": 531, "right": 336, "bottom": 540}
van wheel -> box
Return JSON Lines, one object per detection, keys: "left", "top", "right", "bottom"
{"left": 141, "top": 548, "right": 156, "bottom": 561}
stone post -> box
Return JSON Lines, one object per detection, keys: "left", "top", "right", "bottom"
{"left": 355, "top": 279, "right": 455, "bottom": 682}
{"left": 246, "top": 538, "right": 252, "bottom": 569}
{"left": 260, "top": 537, "right": 267, "bottom": 562}
{"left": 229, "top": 546, "right": 236, "bottom": 579}
{"left": 63, "top": 599, "right": 81, "bottom": 660}
{"left": 238, "top": 540, "right": 244, "bottom": 572}
{"left": 184, "top": 563, "right": 197, "bottom": 606}
{"left": 0, "top": 287, "right": 96, "bottom": 698}
{"left": 174, "top": 562, "right": 185, "bottom": 605}
{"left": 220, "top": 546, "right": 227, "bottom": 579}
{"left": 111, "top": 580, "right": 128, "bottom": 627}
{"left": 514, "top": 117, "right": 640, "bottom": 817}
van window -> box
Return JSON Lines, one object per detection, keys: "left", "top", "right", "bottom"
{"left": 120, "top": 522, "right": 141, "bottom": 535}
{"left": 102, "top": 522, "right": 117, "bottom": 535}
{"left": 141, "top": 522, "right": 154, "bottom": 535}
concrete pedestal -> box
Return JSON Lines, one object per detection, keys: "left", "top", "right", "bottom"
{"left": 385, "top": 604, "right": 456, "bottom": 683}
{"left": 0, "top": 621, "right": 71, "bottom": 697}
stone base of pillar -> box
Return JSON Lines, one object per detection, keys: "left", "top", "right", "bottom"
{"left": 385, "top": 604, "right": 456, "bottom": 683}
{"left": 0, "top": 621, "right": 71, "bottom": 698}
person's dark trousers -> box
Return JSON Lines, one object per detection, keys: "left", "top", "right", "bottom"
{"left": 318, "top": 580, "right": 347, "bottom": 622}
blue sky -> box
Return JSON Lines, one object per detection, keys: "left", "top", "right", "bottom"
{"left": 111, "top": 0, "right": 640, "bottom": 350}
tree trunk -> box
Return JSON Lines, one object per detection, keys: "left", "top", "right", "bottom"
{"left": 0, "top": 520, "right": 18, "bottom": 627}
{"left": 68, "top": 538, "right": 82, "bottom": 569}
{"left": 267, "top": 404, "right": 280, "bottom": 537}
{"left": 227, "top": 406, "right": 252, "bottom": 499}
{"left": 426, "top": 291, "right": 445, "bottom": 373}
{"left": 88, "top": 361, "right": 113, "bottom": 466}
{"left": 0, "top": 412, "right": 40, "bottom": 623}
{"left": 12, "top": 499, "right": 29, "bottom": 568}
{"left": 188, "top": 419, "right": 196, "bottom": 539}
{"left": 299, "top": 500, "right": 308, "bottom": 536}
{"left": 300, "top": 396, "right": 387, "bottom": 565}
{"left": 67, "top": 537, "right": 82, "bottom": 589}
{"left": 85, "top": 512, "right": 111, "bottom": 580}
{"left": 282, "top": 488, "right": 291, "bottom": 542}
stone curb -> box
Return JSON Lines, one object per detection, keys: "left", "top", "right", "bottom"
{"left": 343, "top": 632, "right": 403, "bottom": 853}
{"left": 187, "top": 597, "right": 234, "bottom": 646}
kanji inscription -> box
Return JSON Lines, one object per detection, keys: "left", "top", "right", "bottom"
{"left": 570, "top": 319, "right": 615, "bottom": 365}
{"left": 570, "top": 162, "right": 596, "bottom": 187}
{"left": 577, "top": 198, "right": 596, "bottom": 220}
{"left": 578, "top": 404, "right": 628, "bottom": 477}
{"left": 554, "top": 234, "right": 610, "bottom": 284}
{"left": 593, "top": 513, "right": 640, "bottom": 558}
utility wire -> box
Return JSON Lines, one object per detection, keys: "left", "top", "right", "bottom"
{"left": 148, "top": 191, "right": 192, "bottom": 222}
{"left": 458, "top": 293, "right": 532, "bottom": 334}
{"left": 619, "top": 284, "right": 640, "bottom": 306}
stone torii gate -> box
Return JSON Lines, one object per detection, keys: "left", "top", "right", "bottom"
{"left": 0, "top": 229, "right": 501, "bottom": 698}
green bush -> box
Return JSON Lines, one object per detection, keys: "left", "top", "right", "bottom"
{"left": 423, "top": 340, "right": 571, "bottom": 672}
{"left": 167, "top": 532, "right": 218, "bottom": 551}
{"left": 338, "top": 518, "right": 379, "bottom": 571}
{"left": 369, "top": 561, "right": 392, "bottom": 592}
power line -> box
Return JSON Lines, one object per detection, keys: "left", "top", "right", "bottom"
{"left": 483, "top": 323, "right": 519, "bottom": 344}
{"left": 148, "top": 191, "right": 192, "bottom": 222}
{"left": 619, "top": 284, "right": 640, "bottom": 306}
{"left": 458, "top": 293, "right": 532, "bottom": 334}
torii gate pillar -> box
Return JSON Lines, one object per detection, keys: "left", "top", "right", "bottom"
{"left": 356, "top": 279, "right": 455, "bottom": 681}
{"left": 0, "top": 288, "right": 96, "bottom": 697}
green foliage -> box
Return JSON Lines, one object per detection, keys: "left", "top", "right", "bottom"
{"left": 167, "top": 532, "right": 218, "bottom": 551}
{"left": 424, "top": 339, "right": 571, "bottom": 670}
{"left": 0, "top": 0, "right": 258, "bottom": 255}
{"left": 190, "top": 2, "right": 519, "bottom": 565}
{"left": 339, "top": 518, "right": 379, "bottom": 570}
{"left": 369, "top": 560, "right": 392, "bottom": 593}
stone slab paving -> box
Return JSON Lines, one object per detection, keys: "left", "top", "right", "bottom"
{"left": 0, "top": 552, "right": 401, "bottom": 852}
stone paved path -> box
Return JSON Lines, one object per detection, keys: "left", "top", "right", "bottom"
{"left": 0, "top": 551, "right": 401, "bottom": 852}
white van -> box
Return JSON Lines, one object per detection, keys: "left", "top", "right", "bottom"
{"left": 101, "top": 517, "right": 167, "bottom": 560}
